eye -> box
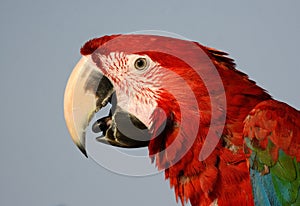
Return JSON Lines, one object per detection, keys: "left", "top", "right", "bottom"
{"left": 134, "top": 58, "right": 148, "bottom": 70}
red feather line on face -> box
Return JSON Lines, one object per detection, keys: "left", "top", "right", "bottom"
{"left": 80, "top": 35, "right": 274, "bottom": 206}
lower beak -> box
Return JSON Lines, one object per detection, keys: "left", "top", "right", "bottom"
{"left": 64, "top": 56, "right": 114, "bottom": 157}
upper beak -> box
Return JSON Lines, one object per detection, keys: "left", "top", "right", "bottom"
{"left": 64, "top": 56, "right": 113, "bottom": 157}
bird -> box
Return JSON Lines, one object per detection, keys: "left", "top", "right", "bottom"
{"left": 64, "top": 34, "right": 300, "bottom": 206}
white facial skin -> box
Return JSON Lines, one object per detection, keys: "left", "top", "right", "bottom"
{"left": 95, "top": 52, "right": 163, "bottom": 129}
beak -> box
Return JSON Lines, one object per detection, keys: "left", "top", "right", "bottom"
{"left": 64, "top": 56, "right": 114, "bottom": 157}
{"left": 64, "top": 56, "right": 151, "bottom": 157}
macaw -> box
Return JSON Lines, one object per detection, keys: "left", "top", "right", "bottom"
{"left": 64, "top": 34, "right": 300, "bottom": 206}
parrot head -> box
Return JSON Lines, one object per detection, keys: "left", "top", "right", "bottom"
{"left": 64, "top": 34, "right": 217, "bottom": 164}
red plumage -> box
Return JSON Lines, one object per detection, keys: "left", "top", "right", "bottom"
{"left": 244, "top": 100, "right": 300, "bottom": 162}
{"left": 79, "top": 34, "right": 299, "bottom": 206}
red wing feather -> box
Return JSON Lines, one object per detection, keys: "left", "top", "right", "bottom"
{"left": 244, "top": 99, "right": 300, "bottom": 162}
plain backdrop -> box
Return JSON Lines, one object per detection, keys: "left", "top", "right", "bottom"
{"left": 0, "top": 1, "right": 299, "bottom": 206}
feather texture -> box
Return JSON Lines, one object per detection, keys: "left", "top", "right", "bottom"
{"left": 244, "top": 100, "right": 300, "bottom": 205}
{"left": 80, "top": 34, "right": 300, "bottom": 206}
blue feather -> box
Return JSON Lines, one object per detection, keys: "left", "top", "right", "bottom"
{"left": 250, "top": 169, "right": 281, "bottom": 206}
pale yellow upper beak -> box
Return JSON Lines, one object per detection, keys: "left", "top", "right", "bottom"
{"left": 64, "top": 56, "right": 100, "bottom": 157}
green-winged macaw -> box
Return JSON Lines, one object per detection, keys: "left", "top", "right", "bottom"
{"left": 64, "top": 34, "right": 300, "bottom": 206}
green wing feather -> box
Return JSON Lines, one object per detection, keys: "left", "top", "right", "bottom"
{"left": 244, "top": 100, "right": 300, "bottom": 206}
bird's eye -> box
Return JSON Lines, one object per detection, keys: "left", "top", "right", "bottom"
{"left": 134, "top": 58, "right": 148, "bottom": 70}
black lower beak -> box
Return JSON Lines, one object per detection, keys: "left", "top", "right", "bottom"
{"left": 92, "top": 93, "right": 150, "bottom": 148}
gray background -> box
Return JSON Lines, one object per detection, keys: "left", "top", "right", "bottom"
{"left": 1, "top": 1, "right": 299, "bottom": 206}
